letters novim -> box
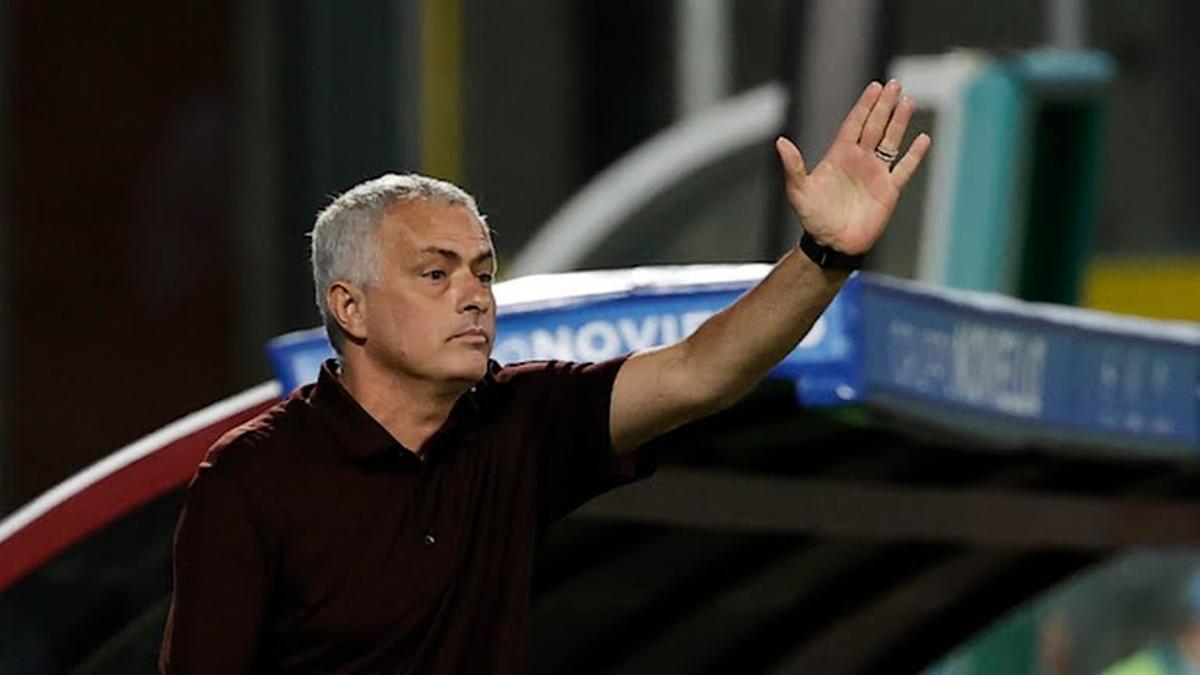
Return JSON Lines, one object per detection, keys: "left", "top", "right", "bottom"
{"left": 494, "top": 310, "right": 830, "bottom": 364}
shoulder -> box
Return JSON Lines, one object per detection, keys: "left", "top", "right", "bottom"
{"left": 486, "top": 356, "right": 630, "bottom": 390}
{"left": 198, "top": 389, "right": 312, "bottom": 480}
{"left": 476, "top": 357, "right": 631, "bottom": 425}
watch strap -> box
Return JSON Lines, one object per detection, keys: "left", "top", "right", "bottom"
{"left": 798, "top": 231, "right": 866, "bottom": 270}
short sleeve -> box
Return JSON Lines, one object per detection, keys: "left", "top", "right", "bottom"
{"left": 159, "top": 463, "right": 270, "bottom": 674}
{"left": 505, "top": 356, "right": 657, "bottom": 531}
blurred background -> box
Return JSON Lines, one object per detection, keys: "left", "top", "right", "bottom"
{"left": 1, "top": 1, "right": 1199, "bottom": 673}
{"left": 5, "top": 0, "right": 1200, "bottom": 520}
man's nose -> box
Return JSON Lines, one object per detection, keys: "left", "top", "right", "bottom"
{"left": 460, "top": 275, "right": 492, "bottom": 314}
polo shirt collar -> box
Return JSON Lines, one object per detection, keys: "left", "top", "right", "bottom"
{"left": 307, "top": 358, "right": 483, "bottom": 463}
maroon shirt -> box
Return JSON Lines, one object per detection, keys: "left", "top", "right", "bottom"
{"left": 160, "top": 356, "right": 654, "bottom": 674}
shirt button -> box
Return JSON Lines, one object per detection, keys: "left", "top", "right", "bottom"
{"left": 424, "top": 531, "right": 436, "bottom": 547}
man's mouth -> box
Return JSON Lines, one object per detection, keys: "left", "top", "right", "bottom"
{"left": 450, "top": 328, "right": 490, "bottom": 344}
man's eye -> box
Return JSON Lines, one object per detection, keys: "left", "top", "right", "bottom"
{"left": 425, "top": 270, "right": 446, "bottom": 281}
{"left": 478, "top": 273, "right": 494, "bottom": 284}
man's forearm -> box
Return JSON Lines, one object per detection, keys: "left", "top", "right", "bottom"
{"left": 683, "top": 245, "right": 849, "bottom": 408}
{"left": 610, "top": 83, "right": 928, "bottom": 454}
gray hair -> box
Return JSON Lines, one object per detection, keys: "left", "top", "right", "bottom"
{"left": 309, "top": 173, "right": 487, "bottom": 353}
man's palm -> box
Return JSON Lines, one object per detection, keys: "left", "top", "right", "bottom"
{"left": 777, "top": 80, "right": 931, "bottom": 257}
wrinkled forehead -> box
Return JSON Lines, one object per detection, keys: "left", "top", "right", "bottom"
{"left": 380, "top": 199, "right": 494, "bottom": 254}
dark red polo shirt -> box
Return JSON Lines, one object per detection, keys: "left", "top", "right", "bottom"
{"left": 160, "top": 356, "right": 654, "bottom": 674}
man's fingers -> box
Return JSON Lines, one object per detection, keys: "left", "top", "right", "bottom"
{"left": 859, "top": 79, "right": 902, "bottom": 150}
{"left": 775, "top": 136, "right": 807, "bottom": 181}
{"left": 877, "top": 96, "right": 914, "bottom": 158}
{"left": 835, "top": 81, "right": 884, "bottom": 145}
{"left": 891, "top": 133, "right": 932, "bottom": 191}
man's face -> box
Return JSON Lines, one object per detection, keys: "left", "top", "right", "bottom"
{"left": 359, "top": 200, "right": 497, "bottom": 386}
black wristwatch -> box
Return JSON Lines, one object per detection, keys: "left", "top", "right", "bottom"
{"left": 798, "top": 230, "right": 866, "bottom": 271}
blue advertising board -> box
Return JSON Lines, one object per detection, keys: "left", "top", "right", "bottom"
{"left": 266, "top": 266, "right": 861, "bottom": 406}
{"left": 861, "top": 276, "right": 1199, "bottom": 453}
{"left": 267, "top": 266, "right": 1199, "bottom": 453}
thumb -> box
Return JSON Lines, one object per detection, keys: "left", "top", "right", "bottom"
{"left": 775, "top": 136, "right": 807, "bottom": 182}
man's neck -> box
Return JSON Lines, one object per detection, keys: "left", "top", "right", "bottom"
{"left": 337, "top": 357, "right": 468, "bottom": 457}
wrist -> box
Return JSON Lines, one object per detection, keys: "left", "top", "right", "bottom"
{"left": 797, "top": 230, "right": 866, "bottom": 270}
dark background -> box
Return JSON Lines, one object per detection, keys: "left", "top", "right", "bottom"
{"left": 2, "top": 0, "right": 1198, "bottom": 516}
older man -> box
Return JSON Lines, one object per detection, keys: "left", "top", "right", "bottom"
{"left": 160, "top": 80, "right": 928, "bottom": 674}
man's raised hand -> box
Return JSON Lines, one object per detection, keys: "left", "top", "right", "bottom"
{"left": 775, "top": 79, "right": 932, "bottom": 257}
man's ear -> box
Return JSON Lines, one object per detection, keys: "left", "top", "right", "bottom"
{"left": 327, "top": 281, "right": 369, "bottom": 343}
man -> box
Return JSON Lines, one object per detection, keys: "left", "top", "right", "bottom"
{"left": 160, "top": 80, "right": 928, "bottom": 673}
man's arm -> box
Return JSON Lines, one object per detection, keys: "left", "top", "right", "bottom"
{"left": 160, "top": 465, "right": 268, "bottom": 674}
{"left": 610, "top": 79, "right": 931, "bottom": 455}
